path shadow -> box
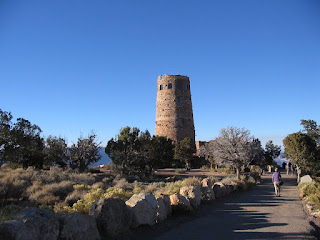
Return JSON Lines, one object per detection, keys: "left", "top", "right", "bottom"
{"left": 125, "top": 173, "right": 315, "bottom": 240}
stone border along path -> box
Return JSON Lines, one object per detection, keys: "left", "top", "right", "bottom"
{"left": 127, "top": 172, "right": 317, "bottom": 240}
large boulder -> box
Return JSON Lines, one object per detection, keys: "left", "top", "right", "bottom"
{"left": 225, "top": 185, "right": 233, "bottom": 195}
{"left": 300, "top": 175, "right": 313, "bottom": 184}
{"left": 89, "top": 198, "right": 132, "bottom": 238}
{"left": 126, "top": 193, "right": 157, "bottom": 228}
{"left": 201, "top": 177, "right": 213, "bottom": 188}
{"left": 156, "top": 197, "right": 167, "bottom": 222}
{"left": 158, "top": 194, "right": 172, "bottom": 216}
{"left": 201, "top": 186, "right": 215, "bottom": 201}
{"left": 179, "top": 186, "right": 201, "bottom": 208}
{"left": 0, "top": 220, "right": 31, "bottom": 240}
{"left": 201, "top": 177, "right": 215, "bottom": 201}
{"left": 213, "top": 183, "right": 227, "bottom": 198}
{"left": 58, "top": 213, "right": 101, "bottom": 240}
{"left": 14, "top": 208, "right": 59, "bottom": 240}
{"left": 169, "top": 193, "right": 193, "bottom": 214}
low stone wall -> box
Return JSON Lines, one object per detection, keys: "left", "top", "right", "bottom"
{"left": 0, "top": 178, "right": 255, "bottom": 240}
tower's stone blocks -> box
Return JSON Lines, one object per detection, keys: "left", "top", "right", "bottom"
{"left": 155, "top": 74, "right": 195, "bottom": 142}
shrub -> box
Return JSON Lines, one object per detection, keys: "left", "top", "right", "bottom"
{"left": 104, "top": 162, "right": 116, "bottom": 171}
{"left": 54, "top": 202, "right": 73, "bottom": 214}
{"left": 132, "top": 187, "right": 142, "bottom": 194}
{"left": 104, "top": 187, "right": 133, "bottom": 201}
{"left": 144, "top": 182, "right": 166, "bottom": 195}
{"left": 64, "top": 190, "right": 87, "bottom": 206}
{"left": 298, "top": 182, "right": 320, "bottom": 197}
{"left": 72, "top": 188, "right": 105, "bottom": 214}
{"left": 0, "top": 179, "right": 30, "bottom": 200}
{"left": 92, "top": 182, "right": 105, "bottom": 189}
{"left": 250, "top": 165, "right": 261, "bottom": 174}
{"left": 221, "top": 176, "right": 238, "bottom": 185}
{"left": 69, "top": 173, "right": 96, "bottom": 185}
{"left": 42, "top": 181, "right": 75, "bottom": 200}
{"left": 246, "top": 176, "right": 257, "bottom": 189}
{"left": 73, "top": 184, "right": 90, "bottom": 191}
{"left": 181, "top": 177, "right": 201, "bottom": 187}
{"left": 29, "top": 189, "right": 56, "bottom": 205}
{"left": 309, "top": 193, "right": 320, "bottom": 206}
{"left": 0, "top": 205, "right": 23, "bottom": 222}
{"left": 32, "top": 181, "right": 42, "bottom": 186}
{"left": 113, "top": 178, "right": 132, "bottom": 190}
{"left": 0, "top": 181, "right": 14, "bottom": 201}
{"left": 164, "top": 181, "right": 182, "bottom": 195}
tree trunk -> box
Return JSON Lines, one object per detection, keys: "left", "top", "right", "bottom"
{"left": 236, "top": 167, "right": 240, "bottom": 180}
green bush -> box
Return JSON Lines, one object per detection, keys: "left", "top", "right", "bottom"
{"left": 73, "top": 184, "right": 90, "bottom": 191}
{"left": 72, "top": 188, "right": 105, "bottom": 214}
{"left": 298, "top": 182, "right": 320, "bottom": 197}
{"left": 0, "top": 205, "right": 23, "bottom": 222}
{"left": 181, "top": 177, "right": 201, "bottom": 187}
{"left": 164, "top": 181, "right": 182, "bottom": 195}
{"left": 104, "top": 187, "right": 133, "bottom": 201}
{"left": 309, "top": 194, "right": 320, "bottom": 206}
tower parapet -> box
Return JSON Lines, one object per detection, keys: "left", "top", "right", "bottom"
{"left": 155, "top": 74, "right": 195, "bottom": 142}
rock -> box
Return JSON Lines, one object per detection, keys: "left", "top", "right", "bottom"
{"left": 126, "top": 193, "right": 157, "bottom": 228}
{"left": 300, "top": 175, "right": 313, "bottom": 183}
{"left": 169, "top": 193, "right": 193, "bottom": 214}
{"left": 213, "top": 183, "right": 227, "bottom": 198}
{"left": 201, "top": 178, "right": 212, "bottom": 188}
{"left": 158, "top": 194, "right": 172, "bottom": 216}
{"left": 156, "top": 197, "right": 167, "bottom": 222}
{"left": 201, "top": 186, "right": 215, "bottom": 201}
{"left": 225, "top": 185, "right": 233, "bottom": 195}
{"left": 58, "top": 213, "right": 101, "bottom": 240}
{"left": 230, "top": 181, "right": 239, "bottom": 191}
{"left": 0, "top": 220, "right": 31, "bottom": 240}
{"left": 14, "top": 207, "right": 59, "bottom": 240}
{"left": 89, "top": 198, "right": 132, "bottom": 238}
{"left": 179, "top": 186, "right": 201, "bottom": 208}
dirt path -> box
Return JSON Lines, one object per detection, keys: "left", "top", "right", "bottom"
{"left": 128, "top": 172, "right": 317, "bottom": 240}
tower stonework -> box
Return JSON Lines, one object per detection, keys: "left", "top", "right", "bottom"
{"left": 155, "top": 74, "right": 195, "bottom": 142}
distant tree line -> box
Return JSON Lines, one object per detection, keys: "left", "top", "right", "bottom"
{"left": 106, "top": 126, "right": 282, "bottom": 180}
{"left": 1, "top": 108, "right": 286, "bottom": 179}
{"left": 0, "top": 109, "right": 100, "bottom": 172}
{"left": 283, "top": 119, "right": 320, "bottom": 176}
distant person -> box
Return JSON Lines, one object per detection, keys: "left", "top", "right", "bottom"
{"left": 287, "top": 162, "right": 291, "bottom": 175}
{"left": 272, "top": 168, "right": 282, "bottom": 197}
{"left": 282, "top": 162, "right": 286, "bottom": 170}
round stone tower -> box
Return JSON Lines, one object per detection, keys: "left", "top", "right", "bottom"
{"left": 155, "top": 74, "right": 195, "bottom": 142}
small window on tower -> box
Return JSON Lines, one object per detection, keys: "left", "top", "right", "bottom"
{"left": 177, "top": 97, "right": 181, "bottom": 103}
{"left": 178, "top": 83, "right": 182, "bottom": 90}
{"left": 168, "top": 83, "right": 173, "bottom": 89}
{"left": 186, "top": 84, "right": 188, "bottom": 90}
{"left": 160, "top": 85, "right": 163, "bottom": 90}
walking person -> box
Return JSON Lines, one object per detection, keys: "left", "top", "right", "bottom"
{"left": 272, "top": 168, "right": 282, "bottom": 197}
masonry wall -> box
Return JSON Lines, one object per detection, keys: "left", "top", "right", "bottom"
{"left": 155, "top": 74, "right": 195, "bottom": 142}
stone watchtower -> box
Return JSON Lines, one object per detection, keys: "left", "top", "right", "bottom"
{"left": 155, "top": 74, "right": 195, "bottom": 142}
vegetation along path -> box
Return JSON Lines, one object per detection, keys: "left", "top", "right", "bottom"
{"left": 132, "top": 173, "right": 316, "bottom": 240}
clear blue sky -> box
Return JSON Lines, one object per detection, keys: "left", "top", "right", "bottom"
{"left": 1, "top": 0, "right": 319, "bottom": 149}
